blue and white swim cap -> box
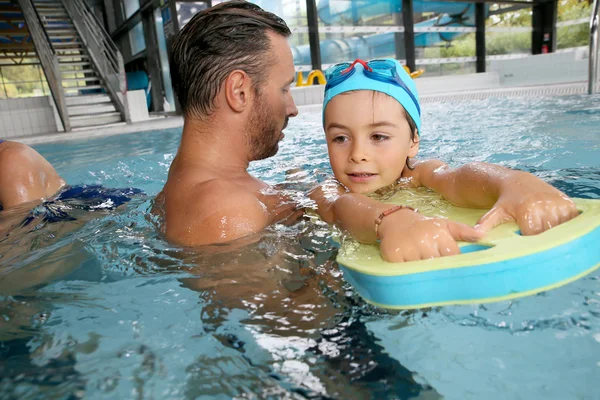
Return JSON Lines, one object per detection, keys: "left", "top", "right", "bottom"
{"left": 322, "top": 58, "right": 421, "bottom": 132}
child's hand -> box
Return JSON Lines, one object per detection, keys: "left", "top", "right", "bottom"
{"left": 475, "top": 178, "right": 579, "bottom": 235}
{"left": 378, "top": 209, "right": 483, "bottom": 263}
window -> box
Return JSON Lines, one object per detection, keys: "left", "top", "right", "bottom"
{"left": 123, "top": 0, "right": 140, "bottom": 19}
{"left": 0, "top": 64, "right": 49, "bottom": 98}
{"left": 129, "top": 21, "right": 146, "bottom": 56}
{"left": 176, "top": 2, "right": 209, "bottom": 28}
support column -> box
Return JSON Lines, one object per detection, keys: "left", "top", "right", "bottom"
{"left": 142, "top": 9, "right": 164, "bottom": 112}
{"left": 532, "top": 0, "right": 558, "bottom": 54}
{"left": 402, "top": 0, "right": 415, "bottom": 72}
{"left": 393, "top": 10, "right": 405, "bottom": 60}
{"left": 475, "top": 2, "right": 486, "bottom": 73}
{"left": 103, "top": 0, "right": 117, "bottom": 33}
{"left": 306, "top": 0, "right": 322, "bottom": 71}
{"left": 165, "top": 0, "right": 182, "bottom": 114}
{"left": 351, "top": 0, "right": 359, "bottom": 25}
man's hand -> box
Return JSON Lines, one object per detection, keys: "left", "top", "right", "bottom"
{"left": 378, "top": 209, "right": 483, "bottom": 263}
{"left": 475, "top": 173, "right": 579, "bottom": 235}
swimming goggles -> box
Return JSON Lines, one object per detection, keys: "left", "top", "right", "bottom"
{"left": 324, "top": 59, "right": 421, "bottom": 116}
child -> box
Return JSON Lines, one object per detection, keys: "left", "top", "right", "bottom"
{"left": 310, "top": 58, "right": 578, "bottom": 263}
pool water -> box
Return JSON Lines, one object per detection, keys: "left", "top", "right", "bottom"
{"left": 1, "top": 95, "right": 600, "bottom": 399}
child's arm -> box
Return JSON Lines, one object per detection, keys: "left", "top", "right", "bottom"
{"left": 405, "top": 160, "right": 579, "bottom": 235}
{"left": 309, "top": 180, "right": 482, "bottom": 262}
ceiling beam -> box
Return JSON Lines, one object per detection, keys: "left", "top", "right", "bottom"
{"left": 0, "top": 28, "right": 28, "bottom": 35}
{"left": 433, "top": 0, "right": 541, "bottom": 5}
{"left": 0, "top": 7, "right": 21, "bottom": 13}
{"left": 0, "top": 15, "right": 24, "bottom": 22}
{"left": 0, "top": 42, "right": 35, "bottom": 50}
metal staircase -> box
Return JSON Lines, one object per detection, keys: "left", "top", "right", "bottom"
{"left": 18, "top": 0, "right": 129, "bottom": 131}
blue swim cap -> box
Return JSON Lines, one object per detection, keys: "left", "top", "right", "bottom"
{"left": 322, "top": 58, "right": 421, "bottom": 132}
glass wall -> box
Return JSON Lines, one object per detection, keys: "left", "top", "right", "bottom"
{"left": 481, "top": 5, "right": 532, "bottom": 73}
{"left": 290, "top": 0, "right": 481, "bottom": 77}
{"left": 556, "top": 0, "right": 590, "bottom": 50}
{"left": 154, "top": 0, "right": 488, "bottom": 75}
{"left": 129, "top": 21, "right": 146, "bottom": 56}
{"left": 313, "top": 0, "right": 403, "bottom": 70}
{"left": 486, "top": 4, "right": 532, "bottom": 56}
{"left": 111, "top": 0, "right": 590, "bottom": 102}
{"left": 123, "top": 0, "right": 140, "bottom": 19}
{"left": 176, "top": 1, "right": 210, "bottom": 28}
{"left": 0, "top": 63, "right": 49, "bottom": 98}
{"left": 154, "top": 7, "right": 176, "bottom": 111}
{"left": 416, "top": 1, "right": 478, "bottom": 77}
{"left": 212, "top": 0, "right": 311, "bottom": 70}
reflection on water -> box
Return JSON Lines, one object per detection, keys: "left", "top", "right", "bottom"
{"left": 1, "top": 95, "right": 600, "bottom": 399}
{"left": 0, "top": 193, "right": 437, "bottom": 398}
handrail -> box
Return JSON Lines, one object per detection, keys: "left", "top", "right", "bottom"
{"left": 589, "top": 0, "right": 599, "bottom": 94}
{"left": 76, "top": 1, "right": 119, "bottom": 70}
{"left": 81, "top": 1, "right": 119, "bottom": 54}
{"left": 31, "top": 1, "right": 55, "bottom": 54}
{"left": 18, "top": 0, "right": 71, "bottom": 131}
{"left": 61, "top": 0, "right": 129, "bottom": 122}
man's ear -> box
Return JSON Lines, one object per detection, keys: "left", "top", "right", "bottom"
{"left": 408, "top": 133, "right": 420, "bottom": 158}
{"left": 224, "top": 70, "right": 251, "bottom": 113}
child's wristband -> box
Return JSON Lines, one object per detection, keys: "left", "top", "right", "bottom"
{"left": 375, "top": 205, "right": 418, "bottom": 240}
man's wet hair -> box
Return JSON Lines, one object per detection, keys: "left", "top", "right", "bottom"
{"left": 169, "top": 0, "right": 291, "bottom": 119}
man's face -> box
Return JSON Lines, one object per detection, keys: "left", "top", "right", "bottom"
{"left": 247, "top": 32, "right": 298, "bottom": 161}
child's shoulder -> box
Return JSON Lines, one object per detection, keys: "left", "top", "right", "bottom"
{"left": 401, "top": 158, "right": 448, "bottom": 184}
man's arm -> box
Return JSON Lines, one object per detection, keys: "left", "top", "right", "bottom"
{"left": 165, "top": 181, "right": 270, "bottom": 246}
{"left": 407, "top": 160, "right": 579, "bottom": 234}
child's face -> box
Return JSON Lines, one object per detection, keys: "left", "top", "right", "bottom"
{"left": 323, "top": 90, "right": 419, "bottom": 194}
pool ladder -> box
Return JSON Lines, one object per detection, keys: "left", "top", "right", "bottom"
{"left": 590, "top": 0, "right": 600, "bottom": 94}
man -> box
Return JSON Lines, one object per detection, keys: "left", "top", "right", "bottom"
{"left": 154, "top": 6, "right": 440, "bottom": 394}
{"left": 155, "top": 1, "right": 299, "bottom": 246}
{"left": 0, "top": 140, "right": 66, "bottom": 211}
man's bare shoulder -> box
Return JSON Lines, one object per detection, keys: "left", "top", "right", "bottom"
{"left": 0, "top": 141, "right": 35, "bottom": 166}
{"left": 0, "top": 141, "right": 65, "bottom": 210}
{"left": 167, "top": 178, "right": 258, "bottom": 205}
{"left": 163, "top": 178, "right": 269, "bottom": 246}
{"left": 0, "top": 141, "right": 59, "bottom": 177}
{"left": 188, "top": 179, "right": 265, "bottom": 209}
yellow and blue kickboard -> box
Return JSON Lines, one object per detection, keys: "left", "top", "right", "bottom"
{"left": 336, "top": 190, "right": 600, "bottom": 310}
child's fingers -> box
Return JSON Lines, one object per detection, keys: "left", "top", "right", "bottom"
{"left": 559, "top": 203, "right": 579, "bottom": 224}
{"left": 384, "top": 240, "right": 436, "bottom": 262}
{"left": 403, "top": 247, "right": 423, "bottom": 262}
{"left": 475, "top": 206, "right": 512, "bottom": 233}
{"left": 520, "top": 209, "right": 542, "bottom": 235}
{"left": 437, "top": 237, "right": 460, "bottom": 257}
{"left": 569, "top": 205, "right": 580, "bottom": 221}
{"left": 544, "top": 206, "right": 562, "bottom": 231}
{"left": 446, "top": 220, "right": 484, "bottom": 243}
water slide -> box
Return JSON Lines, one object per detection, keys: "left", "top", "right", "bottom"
{"left": 290, "top": 0, "right": 489, "bottom": 66}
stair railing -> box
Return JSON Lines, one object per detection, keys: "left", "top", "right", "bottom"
{"left": 61, "top": 0, "right": 130, "bottom": 122}
{"left": 18, "top": 0, "right": 71, "bottom": 131}
{"left": 589, "top": 0, "right": 599, "bottom": 94}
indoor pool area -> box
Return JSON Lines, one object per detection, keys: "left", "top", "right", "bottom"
{"left": 1, "top": 94, "right": 599, "bottom": 399}
{"left": 1, "top": 0, "right": 600, "bottom": 398}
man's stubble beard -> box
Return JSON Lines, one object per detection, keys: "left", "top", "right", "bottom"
{"left": 247, "top": 92, "right": 286, "bottom": 161}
